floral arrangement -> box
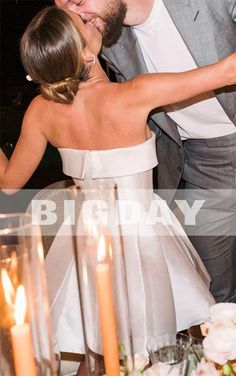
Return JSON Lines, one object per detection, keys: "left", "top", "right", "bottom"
{"left": 192, "top": 303, "right": 236, "bottom": 376}
{"left": 123, "top": 303, "right": 236, "bottom": 376}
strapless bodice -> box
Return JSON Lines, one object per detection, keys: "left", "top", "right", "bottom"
{"left": 58, "top": 131, "right": 157, "bottom": 184}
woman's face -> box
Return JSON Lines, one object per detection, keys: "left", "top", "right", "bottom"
{"left": 67, "top": 10, "right": 102, "bottom": 55}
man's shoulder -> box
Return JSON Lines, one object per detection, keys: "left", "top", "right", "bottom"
{"left": 166, "top": 0, "right": 235, "bottom": 18}
{"left": 191, "top": 0, "right": 235, "bottom": 16}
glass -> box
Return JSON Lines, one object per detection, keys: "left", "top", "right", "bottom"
{"left": 0, "top": 213, "right": 57, "bottom": 376}
{"left": 188, "top": 326, "right": 204, "bottom": 362}
{"left": 146, "top": 333, "right": 192, "bottom": 375}
{"left": 72, "top": 181, "right": 136, "bottom": 376}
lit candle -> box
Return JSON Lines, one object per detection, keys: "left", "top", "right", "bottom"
{"left": 10, "top": 285, "right": 37, "bottom": 376}
{"left": 38, "top": 241, "right": 44, "bottom": 264}
{"left": 1, "top": 268, "right": 15, "bottom": 328}
{"left": 9, "top": 251, "right": 18, "bottom": 287}
{"left": 1, "top": 269, "right": 14, "bottom": 306}
{"left": 96, "top": 235, "right": 120, "bottom": 376}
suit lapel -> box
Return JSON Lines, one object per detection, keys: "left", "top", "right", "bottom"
{"left": 102, "top": 27, "right": 148, "bottom": 80}
{"left": 163, "top": 0, "right": 219, "bottom": 66}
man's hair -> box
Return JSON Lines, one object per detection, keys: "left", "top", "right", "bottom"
{"left": 20, "top": 6, "right": 89, "bottom": 104}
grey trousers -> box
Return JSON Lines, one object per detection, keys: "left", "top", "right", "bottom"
{"left": 181, "top": 132, "right": 236, "bottom": 303}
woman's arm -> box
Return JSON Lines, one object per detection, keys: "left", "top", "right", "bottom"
{"left": 125, "top": 53, "right": 236, "bottom": 115}
{"left": 0, "top": 103, "right": 47, "bottom": 194}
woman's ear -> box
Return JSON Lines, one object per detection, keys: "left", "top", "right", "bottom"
{"left": 82, "top": 47, "right": 96, "bottom": 65}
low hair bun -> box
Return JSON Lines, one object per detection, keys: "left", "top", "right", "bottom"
{"left": 40, "top": 77, "right": 80, "bottom": 104}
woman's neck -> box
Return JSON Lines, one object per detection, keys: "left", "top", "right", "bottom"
{"left": 79, "top": 58, "right": 110, "bottom": 89}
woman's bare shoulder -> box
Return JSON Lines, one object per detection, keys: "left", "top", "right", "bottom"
{"left": 26, "top": 94, "right": 49, "bottom": 113}
{"left": 24, "top": 95, "right": 42, "bottom": 117}
{"left": 22, "top": 95, "right": 53, "bottom": 133}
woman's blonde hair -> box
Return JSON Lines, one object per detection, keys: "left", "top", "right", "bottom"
{"left": 20, "top": 6, "right": 89, "bottom": 104}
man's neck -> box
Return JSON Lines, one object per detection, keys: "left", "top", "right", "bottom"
{"left": 124, "top": 0, "right": 155, "bottom": 26}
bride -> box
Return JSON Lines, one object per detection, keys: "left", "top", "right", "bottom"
{"left": 1, "top": 5, "right": 236, "bottom": 357}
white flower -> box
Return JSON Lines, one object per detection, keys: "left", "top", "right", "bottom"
{"left": 191, "top": 358, "right": 219, "bottom": 376}
{"left": 210, "top": 303, "right": 236, "bottom": 328}
{"left": 203, "top": 328, "right": 236, "bottom": 365}
{"left": 201, "top": 303, "right": 236, "bottom": 336}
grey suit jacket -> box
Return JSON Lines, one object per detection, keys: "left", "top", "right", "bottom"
{"left": 101, "top": 0, "right": 236, "bottom": 190}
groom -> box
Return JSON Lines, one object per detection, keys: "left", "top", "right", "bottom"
{"left": 55, "top": 0, "right": 236, "bottom": 303}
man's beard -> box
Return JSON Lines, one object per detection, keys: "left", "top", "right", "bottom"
{"left": 102, "top": 1, "right": 127, "bottom": 47}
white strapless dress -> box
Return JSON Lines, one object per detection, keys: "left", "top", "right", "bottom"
{"left": 45, "top": 132, "right": 214, "bottom": 354}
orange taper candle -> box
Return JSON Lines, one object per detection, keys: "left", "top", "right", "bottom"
{"left": 10, "top": 285, "right": 37, "bottom": 376}
{"left": 96, "top": 235, "right": 120, "bottom": 376}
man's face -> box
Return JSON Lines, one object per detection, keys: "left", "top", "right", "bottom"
{"left": 55, "top": 0, "right": 127, "bottom": 47}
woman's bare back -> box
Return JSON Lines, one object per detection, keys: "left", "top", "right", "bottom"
{"left": 40, "top": 81, "right": 151, "bottom": 151}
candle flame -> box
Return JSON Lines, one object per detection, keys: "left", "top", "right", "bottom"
{"left": 10, "top": 251, "right": 18, "bottom": 273}
{"left": 15, "top": 285, "right": 26, "bottom": 325}
{"left": 92, "top": 226, "right": 99, "bottom": 238}
{"left": 1, "top": 269, "right": 14, "bottom": 305}
{"left": 109, "top": 243, "right": 113, "bottom": 260}
{"left": 38, "top": 241, "right": 44, "bottom": 264}
{"left": 82, "top": 262, "right": 88, "bottom": 286}
{"left": 10, "top": 251, "right": 18, "bottom": 287}
{"left": 97, "top": 235, "right": 106, "bottom": 262}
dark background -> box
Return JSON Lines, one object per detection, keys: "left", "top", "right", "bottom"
{"left": 0, "top": 0, "right": 68, "bottom": 193}
{"left": 1, "top": 0, "right": 53, "bottom": 95}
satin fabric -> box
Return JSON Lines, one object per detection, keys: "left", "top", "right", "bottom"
{"left": 45, "top": 132, "right": 214, "bottom": 354}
